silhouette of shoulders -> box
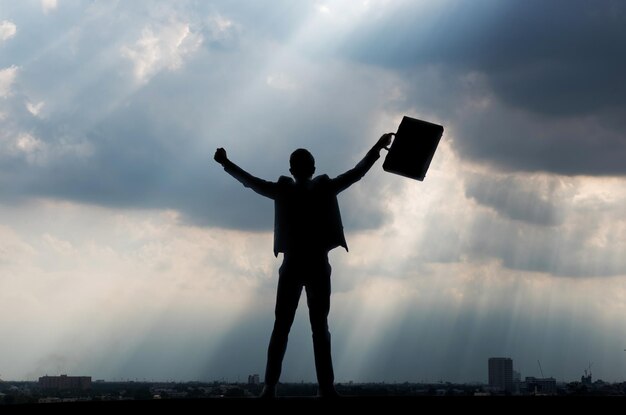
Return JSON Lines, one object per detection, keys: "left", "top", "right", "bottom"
{"left": 276, "top": 174, "right": 332, "bottom": 190}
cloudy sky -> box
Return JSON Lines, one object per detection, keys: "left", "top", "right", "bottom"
{"left": 1, "top": 0, "right": 626, "bottom": 384}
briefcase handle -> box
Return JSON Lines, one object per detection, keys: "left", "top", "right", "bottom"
{"left": 382, "top": 133, "right": 395, "bottom": 152}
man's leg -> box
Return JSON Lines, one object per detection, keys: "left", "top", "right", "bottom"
{"left": 305, "top": 257, "right": 337, "bottom": 396}
{"left": 263, "top": 260, "right": 302, "bottom": 394}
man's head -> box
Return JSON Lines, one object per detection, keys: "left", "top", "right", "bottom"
{"left": 289, "top": 148, "right": 315, "bottom": 181}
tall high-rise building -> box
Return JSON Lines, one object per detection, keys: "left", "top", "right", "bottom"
{"left": 488, "top": 357, "right": 513, "bottom": 392}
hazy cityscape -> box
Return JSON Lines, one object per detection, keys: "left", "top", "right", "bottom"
{"left": 2, "top": 358, "right": 626, "bottom": 405}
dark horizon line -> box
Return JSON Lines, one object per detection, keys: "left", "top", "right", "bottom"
{"left": 4, "top": 378, "right": 622, "bottom": 385}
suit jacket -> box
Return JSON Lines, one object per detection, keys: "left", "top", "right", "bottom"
{"left": 222, "top": 149, "right": 380, "bottom": 256}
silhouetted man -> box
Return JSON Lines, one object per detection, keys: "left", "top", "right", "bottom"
{"left": 214, "top": 133, "right": 392, "bottom": 398}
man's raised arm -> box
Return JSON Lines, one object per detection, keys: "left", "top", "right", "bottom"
{"left": 330, "top": 133, "right": 393, "bottom": 194}
{"left": 214, "top": 148, "right": 278, "bottom": 199}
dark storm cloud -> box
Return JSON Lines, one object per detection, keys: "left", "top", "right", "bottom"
{"left": 421, "top": 195, "right": 626, "bottom": 277}
{"left": 464, "top": 173, "right": 563, "bottom": 226}
{"left": 0, "top": 2, "right": 395, "bottom": 231}
{"left": 345, "top": 0, "right": 626, "bottom": 115}
{"left": 405, "top": 167, "right": 626, "bottom": 277}
{"left": 342, "top": 0, "right": 626, "bottom": 175}
{"left": 5, "top": 0, "right": 623, "bottom": 235}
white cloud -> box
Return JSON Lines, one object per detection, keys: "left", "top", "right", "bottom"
{"left": 0, "top": 20, "right": 17, "bottom": 42}
{"left": 266, "top": 73, "right": 297, "bottom": 91}
{"left": 0, "top": 200, "right": 277, "bottom": 379}
{"left": 42, "top": 233, "right": 75, "bottom": 256}
{"left": 207, "top": 14, "right": 235, "bottom": 39}
{"left": 26, "top": 101, "right": 45, "bottom": 117}
{"left": 0, "top": 132, "right": 47, "bottom": 165}
{"left": 316, "top": 4, "right": 332, "bottom": 14}
{"left": 41, "top": 0, "right": 58, "bottom": 14}
{"left": 200, "top": 13, "right": 241, "bottom": 49}
{"left": 2, "top": 195, "right": 626, "bottom": 382}
{"left": 121, "top": 20, "right": 203, "bottom": 83}
{"left": 15, "top": 133, "right": 45, "bottom": 154}
{"left": 0, "top": 65, "right": 18, "bottom": 98}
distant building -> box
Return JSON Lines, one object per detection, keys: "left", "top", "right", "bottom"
{"left": 488, "top": 358, "right": 513, "bottom": 392}
{"left": 524, "top": 377, "right": 557, "bottom": 395}
{"left": 512, "top": 370, "right": 522, "bottom": 394}
{"left": 247, "top": 374, "right": 260, "bottom": 385}
{"left": 38, "top": 375, "right": 91, "bottom": 390}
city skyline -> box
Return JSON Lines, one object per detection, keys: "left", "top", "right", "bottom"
{"left": 1, "top": 1, "right": 626, "bottom": 383}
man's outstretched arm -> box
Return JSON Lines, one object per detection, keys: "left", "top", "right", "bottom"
{"left": 330, "top": 133, "right": 393, "bottom": 194}
{"left": 214, "top": 148, "right": 278, "bottom": 199}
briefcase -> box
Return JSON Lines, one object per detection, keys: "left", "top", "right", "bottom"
{"left": 383, "top": 116, "right": 444, "bottom": 181}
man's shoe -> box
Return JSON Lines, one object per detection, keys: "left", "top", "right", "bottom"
{"left": 259, "top": 385, "right": 277, "bottom": 399}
